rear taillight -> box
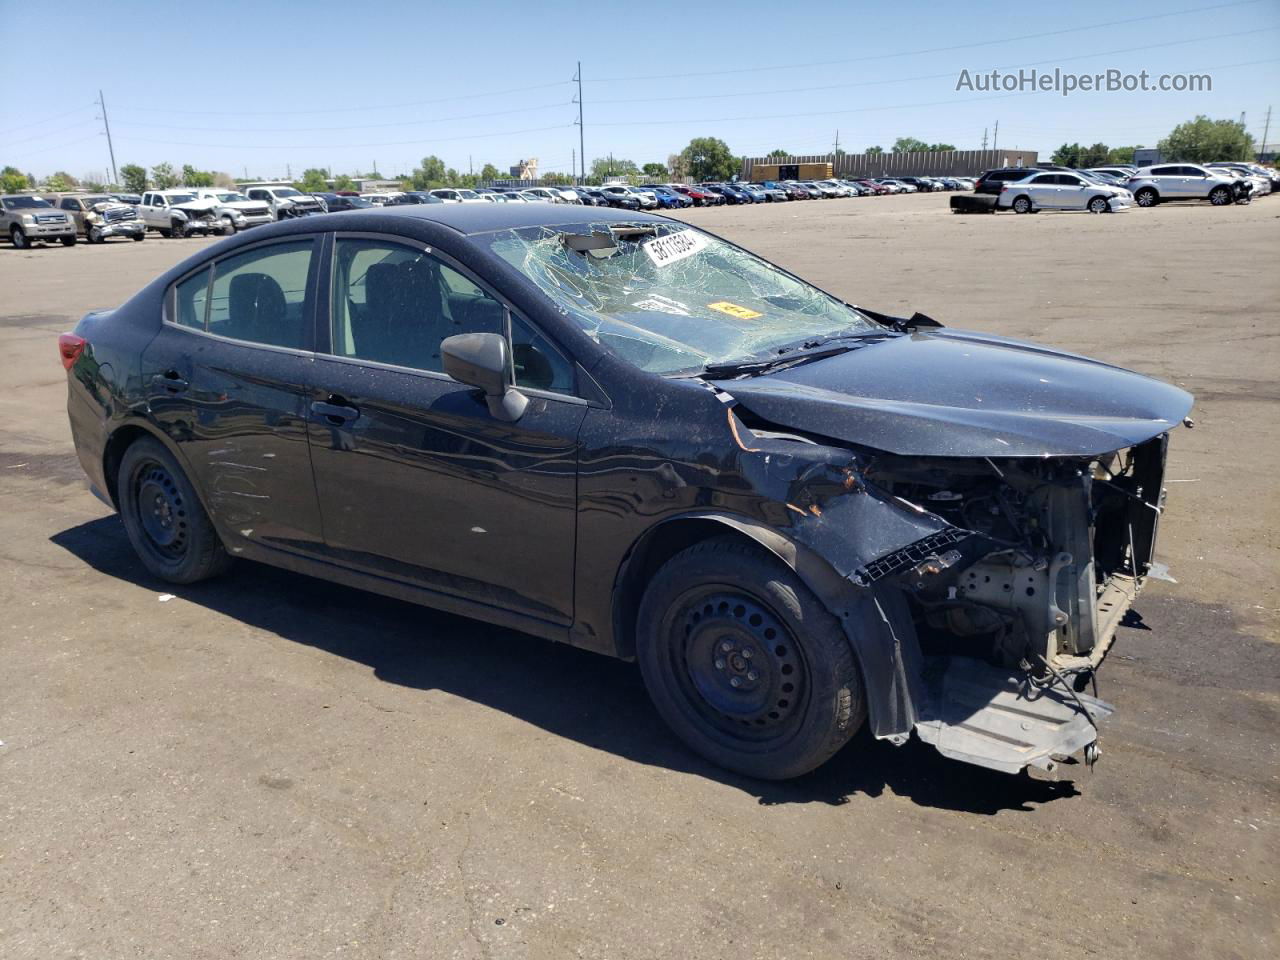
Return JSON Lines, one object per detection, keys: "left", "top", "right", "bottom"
{"left": 59, "top": 332, "right": 86, "bottom": 370}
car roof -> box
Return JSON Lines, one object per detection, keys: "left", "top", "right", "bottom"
{"left": 308, "top": 201, "right": 671, "bottom": 236}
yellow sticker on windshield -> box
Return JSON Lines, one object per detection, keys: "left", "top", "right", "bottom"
{"left": 707, "top": 301, "right": 763, "bottom": 321}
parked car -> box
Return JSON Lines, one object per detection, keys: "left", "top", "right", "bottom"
{"left": 973, "top": 168, "right": 1039, "bottom": 196}
{"left": 189, "top": 189, "right": 273, "bottom": 232}
{"left": 750, "top": 182, "right": 790, "bottom": 202}
{"left": 1127, "top": 164, "right": 1243, "bottom": 207}
{"left": 360, "top": 193, "right": 401, "bottom": 206}
{"left": 242, "top": 186, "right": 325, "bottom": 220}
{"left": 1206, "top": 163, "right": 1272, "bottom": 197}
{"left": 59, "top": 203, "right": 1193, "bottom": 781}
{"left": 138, "top": 190, "right": 226, "bottom": 238}
{"left": 734, "top": 183, "right": 769, "bottom": 203}
{"left": 672, "top": 184, "right": 722, "bottom": 206}
{"left": 642, "top": 185, "right": 692, "bottom": 209}
{"left": 1086, "top": 168, "right": 1134, "bottom": 183}
{"left": 997, "top": 171, "right": 1132, "bottom": 214}
{"left": 2, "top": 194, "right": 77, "bottom": 248}
{"left": 896, "top": 177, "right": 933, "bottom": 192}
{"left": 855, "top": 179, "right": 890, "bottom": 195}
{"left": 49, "top": 193, "right": 146, "bottom": 243}
{"left": 391, "top": 192, "right": 445, "bottom": 205}
{"left": 598, "top": 186, "right": 642, "bottom": 209}
{"left": 427, "top": 188, "right": 488, "bottom": 204}
{"left": 315, "top": 193, "right": 374, "bottom": 212}
{"left": 704, "top": 183, "right": 751, "bottom": 204}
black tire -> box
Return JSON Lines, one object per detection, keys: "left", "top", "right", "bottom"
{"left": 158, "top": 228, "right": 171, "bottom": 238}
{"left": 10, "top": 225, "right": 29, "bottom": 249}
{"left": 132, "top": 233, "right": 145, "bottom": 241}
{"left": 1088, "top": 195, "right": 1109, "bottom": 214}
{"left": 1135, "top": 187, "right": 1158, "bottom": 207}
{"left": 61, "top": 235, "right": 77, "bottom": 246}
{"left": 1012, "top": 195, "right": 1032, "bottom": 214}
{"left": 636, "top": 536, "right": 865, "bottom": 780}
{"left": 170, "top": 219, "right": 187, "bottom": 238}
{"left": 1209, "top": 185, "right": 1231, "bottom": 206}
{"left": 118, "top": 437, "right": 231, "bottom": 584}
{"left": 221, "top": 215, "right": 237, "bottom": 235}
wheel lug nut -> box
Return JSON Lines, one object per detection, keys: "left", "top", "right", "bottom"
{"left": 720, "top": 641, "right": 733, "bottom": 653}
{"left": 741, "top": 648, "right": 752, "bottom": 659}
{"left": 714, "top": 658, "right": 725, "bottom": 670}
{"left": 747, "top": 671, "right": 759, "bottom": 681}
{"left": 729, "top": 677, "right": 742, "bottom": 688}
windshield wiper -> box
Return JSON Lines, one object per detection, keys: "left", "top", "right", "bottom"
{"left": 700, "top": 332, "right": 887, "bottom": 379}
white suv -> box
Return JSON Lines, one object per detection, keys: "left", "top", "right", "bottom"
{"left": 1127, "top": 164, "right": 1240, "bottom": 207}
{"left": 243, "top": 186, "right": 325, "bottom": 219}
{"left": 190, "top": 189, "right": 273, "bottom": 232}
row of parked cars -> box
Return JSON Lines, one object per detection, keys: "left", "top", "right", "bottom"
{"left": 971, "top": 161, "right": 1277, "bottom": 214}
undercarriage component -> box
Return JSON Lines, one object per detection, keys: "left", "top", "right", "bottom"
{"left": 914, "top": 656, "right": 1112, "bottom": 775}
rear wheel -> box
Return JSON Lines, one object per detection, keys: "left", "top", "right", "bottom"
{"left": 1135, "top": 187, "right": 1158, "bottom": 207}
{"left": 118, "top": 437, "right": 231, "bottom": 584}
{"left": 1012, "top": 195, "right": 1032, "bottom": 214}
{"left": 637, "top": 536, "right": 865, "bottom": 780}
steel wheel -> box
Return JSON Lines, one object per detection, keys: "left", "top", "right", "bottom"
{"left": 131, "top": 459, "right": 191, "bottom": 563}
{"left": 673, "top": 588, "right": 809, "bottom": 742}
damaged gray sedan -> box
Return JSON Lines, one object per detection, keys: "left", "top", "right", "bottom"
{"left": 62, "top": 204, "right": 1192, "bottom": 781}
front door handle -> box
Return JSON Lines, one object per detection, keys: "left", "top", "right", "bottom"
{"left": 311, "top": 399, "right": 359, "bottom": 425}
{"left": 152, "top": 371, "right": 189, "bottom": 393}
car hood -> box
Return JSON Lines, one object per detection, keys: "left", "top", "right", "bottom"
{"left": 171, "top": 199, "right": 220, "bottom": 213}
{"left": 712, "top": 328, "right": 1193, "bottom": 458}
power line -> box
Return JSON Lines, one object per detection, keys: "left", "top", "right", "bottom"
{"left": 3, "top": 104, "right": 98, "bottom": 136}
{"left": 113, "top": 122, "right": 575, "bottom": 152}
{"left": 588, "top": 0, "right": 1266, "bottom": 83}
{"left": 109, "top": 80, "right": 573, "bottom": 118}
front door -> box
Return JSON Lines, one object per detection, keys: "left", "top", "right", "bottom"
{"left": 306, "top": 234, "right": 586, "bottom": 626}
{"left": 141, "top": 235, "right": 326, "bottom": 553}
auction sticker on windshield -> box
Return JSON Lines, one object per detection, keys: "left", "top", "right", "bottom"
{"left": 708, "top": 301, "right": 763, "bottom": 321}
{"left": 643, "top": 229, "right": 707, "bottom": 268}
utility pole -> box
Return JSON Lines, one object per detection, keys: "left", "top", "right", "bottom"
{"left": 571, "top": 148, "right": 576, "bottom": 184}
{"left": 469, "top": 154, "right": 473, "bottom": 176}
{"left": 573, "top": 61, "right": 586, "bottom": 184}
{"left": 981, "top": 127, "right": 988, "bottom": 150}
{"left": 992, "top": 120, "right": 999, "bottom": 153}
{"left": 95, "top": 90, "right": 119, "bottom": 187}
{"left": 833, "top": 129, "right": 840, "bottom": 155}
{"left": 1261, "top": 106, "right": 1272, "bottom": 159}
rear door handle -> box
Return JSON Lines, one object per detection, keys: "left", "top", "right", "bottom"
{"left": 311, "top": 399, "right": 359, "bottom": 425}
{"left": 152, "top": 371, "right": 189, "bottom": 393}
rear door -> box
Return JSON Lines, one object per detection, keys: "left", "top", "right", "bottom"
{"left": 1024, "top": 173, "right": 1057, "bottom": 207}
{"left": 305, "top": 232, "right": 587, "bottom": 627}
{"left": 141, "top": 235, "right": 326, "bottom": 553}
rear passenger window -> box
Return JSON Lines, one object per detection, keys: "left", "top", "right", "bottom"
{"left": 1150, "top": 166, "right": 1177, "bottom": 176}
{"left": 172, "top": 267, "right": 211, "bottom": 330}
{"left": 206, "top": 240, "right": 314, "bottom": 349}
{"left": 330, "top": 237, "right": 502, "bottom": 373}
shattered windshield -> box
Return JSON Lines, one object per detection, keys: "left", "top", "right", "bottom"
{"left": 481, "top": 221, "right": 878, "bottom": 375}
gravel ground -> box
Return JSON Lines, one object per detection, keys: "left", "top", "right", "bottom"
{"left": 1, "top": 192, "right": 1276, "bottom": 960}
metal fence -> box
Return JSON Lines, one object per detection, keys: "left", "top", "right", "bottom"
{"left": 740, "top": 149, "right": 1039, "bottom": 180}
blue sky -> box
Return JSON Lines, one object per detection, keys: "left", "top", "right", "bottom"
{"left": 3, "top": 0, "right": 1277, "bottom": 181}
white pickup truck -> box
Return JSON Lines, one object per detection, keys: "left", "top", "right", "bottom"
{"left": 243, "top": 186, "right": 325, "bottom": 220}
{"left": 189, "top": 189, "right": 273, "bottom": 232}
{"left": 137, "top": 189, "right": 227, "bottom": 238}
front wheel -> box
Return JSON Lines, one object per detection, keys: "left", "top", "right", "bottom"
{"left": 1209, "top": 186, "right": 1232, "bottom": 206}
{"left": 221, "top": 215, "right": 237, "bottom": 235}
{"left": 132, "top": 232, "right": 145, "bottom": 241}
{"left": 1088, "top": 196, "right": 1109, "bottom": 214}
{"left": 169, "top": 220, "right": 187, "bottom": 238}
{"left": 60, "top": 235, "right": 77, "bottom": 246}
{"left": 637, "top": 536, "right": 865, "bottom": 780}
{"left": 118, "top": 437, "right": 231, "bottom": 584}
{"left": 89, "top": 225, "right": 104, "bottom": 243}
{"left": 10, "top": 226, "right": 29, "bottom": 249}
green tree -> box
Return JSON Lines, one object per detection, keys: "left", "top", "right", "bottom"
{"left": 542, "top": 172, "right": 574, "bottom": 186}
{"left": 1159, "top": 115, "right": 1253, "bottom": 163}
{"left": 766, "top": 148, "right": 790, "bottom": 158}
{"left": 590, "top": 156, "right": 639, "bottom": 178}
{"left": 678, "top": 137, "right": 736, "bottom": 182}
{"left": 296, "top": 168, "right": 329, "bottom": 192}
{"left": 1051, "top": 142, "right": 1084, "bottom": 166}
{"left": 444, "top": 167, "right": 460, "bottom": 187}
{"left": 411, "top": 155, "right": 447, "bottom": 189}
{"left": 891, "top": 137, "right": 929, "bottom": 154}
{"left": 641, "top": 162, "right": 667, "bottom": 178}
{"left": 1108, "top": 145, "right": 1139, "bottom": 164}
{"left": 479, "top": 163, "right": 501, "bottom": 182}
{"left": 81, "top": 179, "right": 106, "bottom": 192}
{"left": 333, "top": 174, "right": 356, "bottom": 191}
{"left": 1079, "top": 142, "right": 1111, "bottom": 167}
{"left": 43, "top": 172, "right": 74, "bottom": 191}
{"left": 181, "top": 164, "right": 215, "bottom": 187}
{"left": 865, "top": 146, "right": 884, "bottom": 156}
{"left": 1, "top": 165, "right": 31, "bottom": 193}
{"left": 150, "top": 163, "right": 179, "bottom": 189}
{"left": 119, "top": 163, "right": 147, "bottom": 193}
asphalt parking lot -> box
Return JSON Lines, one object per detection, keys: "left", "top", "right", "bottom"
{"left": 2, "top": 193, "right": 1277, "bottom": 959}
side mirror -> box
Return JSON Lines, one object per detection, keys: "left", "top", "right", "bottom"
{"left": 441, "top": 332, "right": 527, "bottom": 421}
